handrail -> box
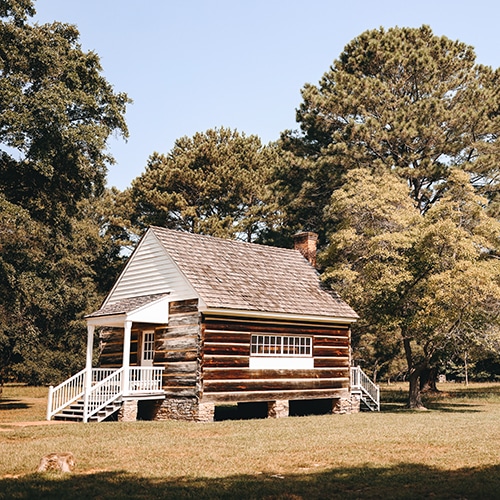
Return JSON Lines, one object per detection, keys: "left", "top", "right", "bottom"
{"left": 127, "top": 366, "right": 165, "bottom": 394}
{"left": 83, "top": 368, "right": 124, "bottom": 423}
{"left": 47, "top": 369, "right": 86, "bottom": 420}
{"left": 48, "top": 367, "right": 166, "bottom": 422}
{"left": 351, "top": 366, "right": 380, "bottom": 411}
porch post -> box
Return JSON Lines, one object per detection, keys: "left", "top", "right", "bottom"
{"left": 122, "top": 320, "right": 132, "bottom": 394}
{"left": 83, "top": 324, "right": 95, "bottom": 423}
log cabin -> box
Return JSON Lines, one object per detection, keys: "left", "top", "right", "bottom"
{"left": 47, "top": 227, "right": 379, "bottom": 423}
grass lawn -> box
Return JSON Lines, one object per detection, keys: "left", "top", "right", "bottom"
{"left": 1, "top": 383, "right": 500, "bottom": 499}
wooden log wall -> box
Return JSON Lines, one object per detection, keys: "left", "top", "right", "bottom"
{"left": 99, "top": 327, "right": 138, "bottom": 367}
{"left": 201, "top": 315, "right": 351, "bottom": 403}
{"left": 155, "top": 299, "right": 201, "bottom": 398}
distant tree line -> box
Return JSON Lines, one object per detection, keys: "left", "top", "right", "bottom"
{"left": 1, "top": 1, "right": 499, "bottom": 407}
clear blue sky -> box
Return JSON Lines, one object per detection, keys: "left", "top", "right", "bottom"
{"left": 33, "top": 0, "right": 500, "bottom": 190}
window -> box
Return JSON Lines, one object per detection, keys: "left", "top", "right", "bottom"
{"left": 251, "top": 334, "right": 312, "bottom": 357}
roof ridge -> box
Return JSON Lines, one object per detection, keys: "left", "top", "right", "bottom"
{"left": 150, "top": 226, "right": 297, "bottom": 255}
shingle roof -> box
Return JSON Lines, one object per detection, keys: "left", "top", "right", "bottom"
{"left": 151, "top": 227, "right": 358, "bottom": 320}
{"left": 87, "top": 293, "right": 169, "bottom": 318}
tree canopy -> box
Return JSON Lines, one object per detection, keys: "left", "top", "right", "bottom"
{"left": 127, "top": 127, "right": 279, "bottom": 242}
{"left": 280, "top": 25, "right": 500, "bottom": 406}
{"left": 0, "top": 0, "right": 129, "bottom": 225}
{"left": 321, "top": 168, "right": 500, "bottom": 407}
{"left": 278, "top": 25, "right": 500, "bottom": 238}
{"left": 0, "top": 0, "right": 130, "bottom": 385}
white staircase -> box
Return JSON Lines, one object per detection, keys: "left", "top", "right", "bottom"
{"left": 351, "top": 366, "right": 380, "bottom": 411}
{"left": 53, "top": 397, "right": 124, "bottom": 422}
{"left": 47, "top": 367, "right": 164, "bottom": 422}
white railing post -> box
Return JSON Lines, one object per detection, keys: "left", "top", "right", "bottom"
{"left": 46, "top": 386, "right": 54, "bottom": 421}
{"left": 83, "top": 324, "right": 95, "bottom": 423}
{"left": 122, "top": 320, "right": 132, "bottom": 395}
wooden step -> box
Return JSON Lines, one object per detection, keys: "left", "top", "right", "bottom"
{"left": 53, "top": 398, "right": 123, "bottom": 423}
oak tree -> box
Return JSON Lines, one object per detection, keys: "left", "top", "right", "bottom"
{"left": 0, "top": 0, "right": 129, "bottom": 225}
{"left": 0, "top": 0, "right": 129, "bottom": 385}
{"left": 322, "top": 169, "right": 500, "bottom": 408}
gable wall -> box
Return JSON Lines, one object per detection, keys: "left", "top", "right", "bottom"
{"left": 200, "top": 315, "right": 351, "bottom": 403}
{"left": 106, "top": 230, "right": 197, "bottom": 306}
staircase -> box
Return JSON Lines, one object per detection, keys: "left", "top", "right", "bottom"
{"left": 47, "top": 367, "right": 164, "bottom": 422}
{"left": 53, "top": 398, "right": 123, "bottom": 422}
{"left": 351, "top": 366, "right": 380, "bottom": 411}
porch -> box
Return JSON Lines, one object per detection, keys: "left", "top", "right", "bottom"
{"left": 46, "top": 295, "right": 170, "bottom": 422}
{"left": 47, "top": 366, "right": 165, "bottom": 422}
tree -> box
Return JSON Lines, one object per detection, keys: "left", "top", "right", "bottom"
{"left": 321, "top": 168, "right": 418, "bottom": 386}
{"left": 278, "top": 25, "right": 500, "bottom": 235}
{"left": 0, "top": 0, "right": 130, "bottom": 385}
{"left": 128, "top": 127, "right": 280, "bottom": 242}
{"left": 0, "top": 0, "right": 129, "bottom": 226}
{"left": 322, "top": 169, "right": 500, "bottom": 408}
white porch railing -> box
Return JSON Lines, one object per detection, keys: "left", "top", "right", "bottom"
{"left": 92, "top": 368, "right": 118, "bottom": 384}
{"left": 83, "top": 368, "right": 124, "bottom": 422}
{"left": 128, "top": 367, "right": 164, "bottom": 393}
{"left": 47, "top": 367, "right": 165, "bottom": 422}
{"left": 46, "top": 369, "right": 86, "bottom": 420}
{"left": 351, "top": 366, "right": 380, "bottom": 411}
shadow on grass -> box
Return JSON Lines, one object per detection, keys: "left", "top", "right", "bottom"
{"left": 0, "top": 399, "right": 30, "bottom": 411}
{"left": 1, "top": 463, "right": 500, "bottom": 500}
{"left": 424, "top": 402, "right": 483, "bottom": 413}
{"left": 380, "top": 402, "right": 482, "bottom": 414}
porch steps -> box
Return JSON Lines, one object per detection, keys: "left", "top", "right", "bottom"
{"left": 350, "top": 366, "right": 380, "bottom": 412}
{"left": 53, "top": 398, "right": 123, "bottom": 423}
{"left": 357, "top": 392, "right": 380, "bottom": 412}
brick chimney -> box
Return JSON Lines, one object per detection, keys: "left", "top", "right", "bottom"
{"left": 293, "top": 231, "right": 318, "bottom": 267}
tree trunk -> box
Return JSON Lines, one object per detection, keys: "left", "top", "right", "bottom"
{"left": 420, "top": 366, "right": 439, "bottom": 393}
{"left": 407, "top": 368, "right": 426, "bottom": 409}
{"left": 403, "top": 337, "right": 427, "bottom": 409}
{"left": 464, "top": 352, "right": 469, "bottom": 387}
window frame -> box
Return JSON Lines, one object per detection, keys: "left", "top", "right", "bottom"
{"left": 250, "top": 334, "right": 313, "bottom": 358}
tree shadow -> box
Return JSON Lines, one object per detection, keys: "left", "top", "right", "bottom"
{"left": 1, "top": 463, "right": 499, "bottom": 499}
{"left": 424, "top": 402, "right": 482, "bottom": 413}
{"left": 0, "top": 398, "right": 30, "bottom": 411}
{"left": 380, "top": 401, "right": 483, "bottom": 414}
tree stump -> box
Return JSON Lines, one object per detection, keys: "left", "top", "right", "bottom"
{"left": 37, "top": 452, "right": 76, "bottom": 473}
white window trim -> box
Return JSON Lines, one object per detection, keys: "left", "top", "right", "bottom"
{"left": 250, "top": 334, "right": 312, "bottom": 357}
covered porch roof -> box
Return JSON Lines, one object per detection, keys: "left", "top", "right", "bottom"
{"left": 85, "top": 293, "right": 170, "bottom": 328}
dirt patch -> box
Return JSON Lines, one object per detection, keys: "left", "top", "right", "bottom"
{"left": 0, "top": 420, "right": 74, "bottom": 430}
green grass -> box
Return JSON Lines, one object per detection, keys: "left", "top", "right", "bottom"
{"left": 0, "top": 384, "right": 47, "bottom": 423}
{"left": 1, "top": 383, "right": 500, "bottom": 499}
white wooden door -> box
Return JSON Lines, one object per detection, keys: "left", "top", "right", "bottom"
{"left": 140, "top": 330, "right": 155, "bottom": 366}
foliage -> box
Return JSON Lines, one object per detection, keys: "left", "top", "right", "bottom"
{"left": 321, "top": 168, "right": 417, "bottom": 382}
{"left": 0, "top": 0, "right": 129, "bottom": 225}
{"left": 278, "top": 25, "right": 500, "bottom": 237}
{"left": 127, "top": 127, "right": 280, "bottom": 242}
{"left": 278, "top": 24, "right": 500, "bottom": 405}
{"left": 322, "top": 169, "right": 500, "bottom": 407}
{"left": 0, "top": 0, "right": 129, "bottom": 385}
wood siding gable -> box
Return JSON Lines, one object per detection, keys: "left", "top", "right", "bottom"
{"left": 103, "top": 229, "right": 198, "bottom": 307}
